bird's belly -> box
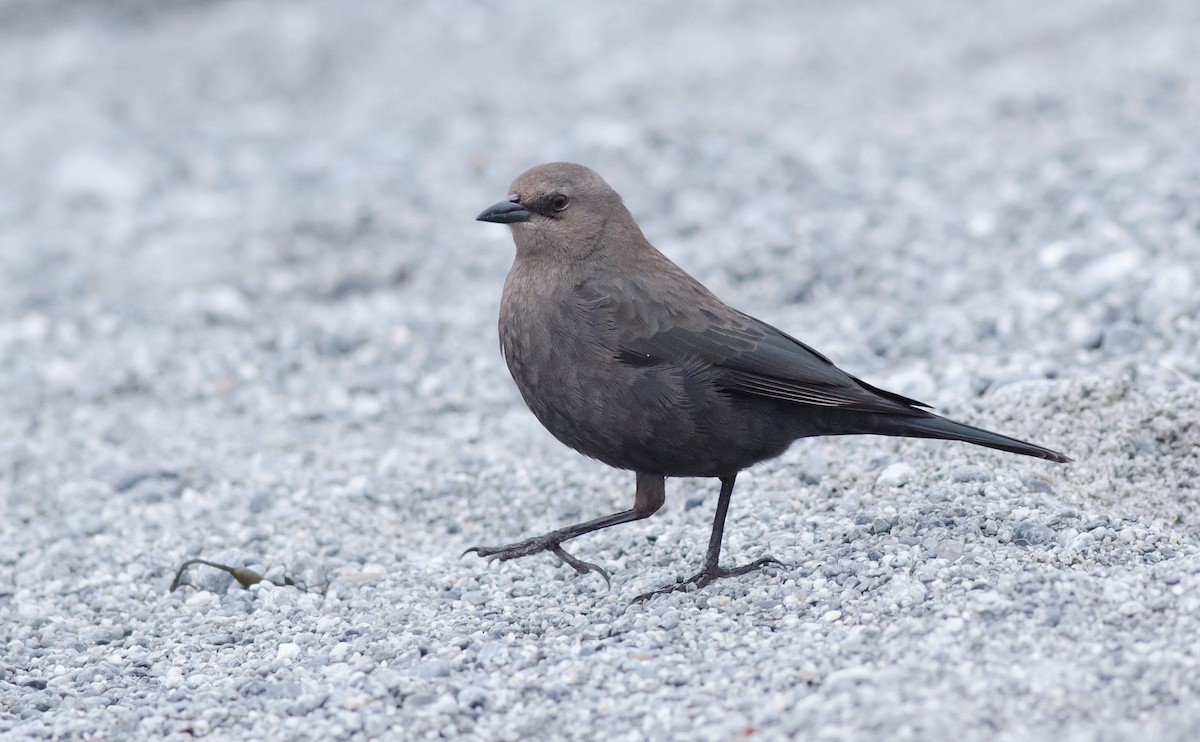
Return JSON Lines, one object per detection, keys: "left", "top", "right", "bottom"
{"left": 506, "top": 340, "right": 794, "bottom": 476}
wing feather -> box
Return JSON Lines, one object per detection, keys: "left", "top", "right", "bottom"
{"left": 617, "top": 309, "right": 930, "bottom": 415}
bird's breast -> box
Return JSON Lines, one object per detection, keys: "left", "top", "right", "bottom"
{"left": 498, "top": 276, "right": 610, "bottom": 420}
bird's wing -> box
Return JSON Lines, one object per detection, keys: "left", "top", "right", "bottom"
{"left": 612, "top": 299, "right": 931, "bottom": 415}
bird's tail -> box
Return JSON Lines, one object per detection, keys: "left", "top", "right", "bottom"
{"left": 879, "top": 413, "right": 1072, "bottom": 463}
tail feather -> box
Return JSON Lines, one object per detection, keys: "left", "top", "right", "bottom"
{"left": 885, "top": 414, "right": 1072, "bottom": 463}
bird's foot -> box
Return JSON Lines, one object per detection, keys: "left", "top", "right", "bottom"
{"left": 632, "top": 556, "right": 783, "bottom": 603}
{"left": 463, "top": 536, "right": 610, "bottom": 588}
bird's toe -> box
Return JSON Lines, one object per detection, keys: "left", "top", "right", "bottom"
{"left": 549, "top": 545, "right": 611, "bottom": 589}
{"left": 631, "top": 556, "right": 784, "bottom": 603}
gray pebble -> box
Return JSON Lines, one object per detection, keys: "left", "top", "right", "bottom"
{"left": 1014, "top": 522, "right": 1056, "bottom": 546}
{"left": 952, "top": 466, "right": 993, "bottom": 484}
{"left": 458, "top": 686, "right": 490, "bottom": 710}
{"left": 414, "top": 659, "right": 452, "bottom": 679}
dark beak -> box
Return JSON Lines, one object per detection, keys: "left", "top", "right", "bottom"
{"left": 476, "top": 195, "right": 531, "bottom": 224}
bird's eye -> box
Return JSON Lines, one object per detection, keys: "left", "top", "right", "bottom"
{"left": 551, "top": 194, "right": 570, "bottom": 211}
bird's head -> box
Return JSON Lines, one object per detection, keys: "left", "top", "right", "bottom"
{"left": 476, "top": 162, "right": 635, "bottom": 259}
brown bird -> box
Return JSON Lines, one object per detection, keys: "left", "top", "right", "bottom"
{"left": 468, "top": 162, "right": 1069, "bottom": 601}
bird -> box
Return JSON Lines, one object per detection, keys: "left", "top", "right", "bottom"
{"left": 467, "top": 162, "right": 1069, "bottom": 601}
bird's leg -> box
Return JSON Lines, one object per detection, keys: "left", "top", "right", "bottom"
{"left": 633, "top": 473, "right": 782, "bottom": 602}
{"left": 464, "top": 473, "right": 665, "bottom": 587}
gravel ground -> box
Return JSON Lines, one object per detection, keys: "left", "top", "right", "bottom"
{"left": 3, "top": 1, "right": 1200, "bottom": 739}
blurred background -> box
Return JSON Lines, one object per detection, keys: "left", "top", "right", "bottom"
{"left": 4, "top": 0, "right": 1198, "bottom": 386}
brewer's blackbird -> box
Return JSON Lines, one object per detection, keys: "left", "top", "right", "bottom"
{"left": 469, "top": 162, "right": 1069, "bottom": 600}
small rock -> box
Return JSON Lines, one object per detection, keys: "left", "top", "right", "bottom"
{"left": 1129, "top": 434, "right": 1158, "bottom": 455}
{"left": 461, "top": 590, "right": 489, "bottom": 606}
{"left": 1118, "top": 528, "right": 1142, "bottom": 543}
{"left": 340, "top": 563, "right": 388, "bottom": 583}
{"left": 1100, "top": 322, "right": 1144, "bottom": 355}
{"left": 405, "top": 692, "right": 438, "bottom": 708}
{"left": 112, "top": 466, "right": 178, "bottom": 493}
{"left": 876, "top": 463, "right": 915, "bottom": 488}
{"left": 290, "top": 691, "right": 328, "bottom": 715}
{"left": 1014, "top": 522, "right": 1055, "bottom": 546}
{"left": 1022, "top": 477, "right": 1054, "bottom": 494}
{"left": 935, "top": 539, "right": 965, "bottom": 561}
{"left": 341, "top": 693, "right": 375, "bottom": 710}
{"left": 1072, "top": 249, "right": 1142, "bottom": 300}
{"left": 185, "top": 591, "right": 215, "bottom": 608}
{"left": 797, "top": 452, "right": 826, "bottom": 486}
{"left": 414, "top": 659, "right": 451, "bottom": 678}
{"left": 181, "top": 285, "right": 252, "bottom": 325}
{"left": 951, "top": 466, "right": 992, "bottom": 484}
{"left": 239, "top": 679, "right": 268, "bottom": 696}
{"left": 870, "top": 517, "right": 893, "bottom": 535}
{"left": 457, "top": 686, "right": 489, "bottom": 710}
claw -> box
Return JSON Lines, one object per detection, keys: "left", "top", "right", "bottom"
{"left": 631, "top": 556, "right": 784, "bottom": 603}
{"left": 738, "top": 556, "right": 784, "bottom": 573}
{"left": 550, "top": 545, "right": 611, "bottom": 589}
{"left": 463, "top": 538, "right": 612, "bottom": 589}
